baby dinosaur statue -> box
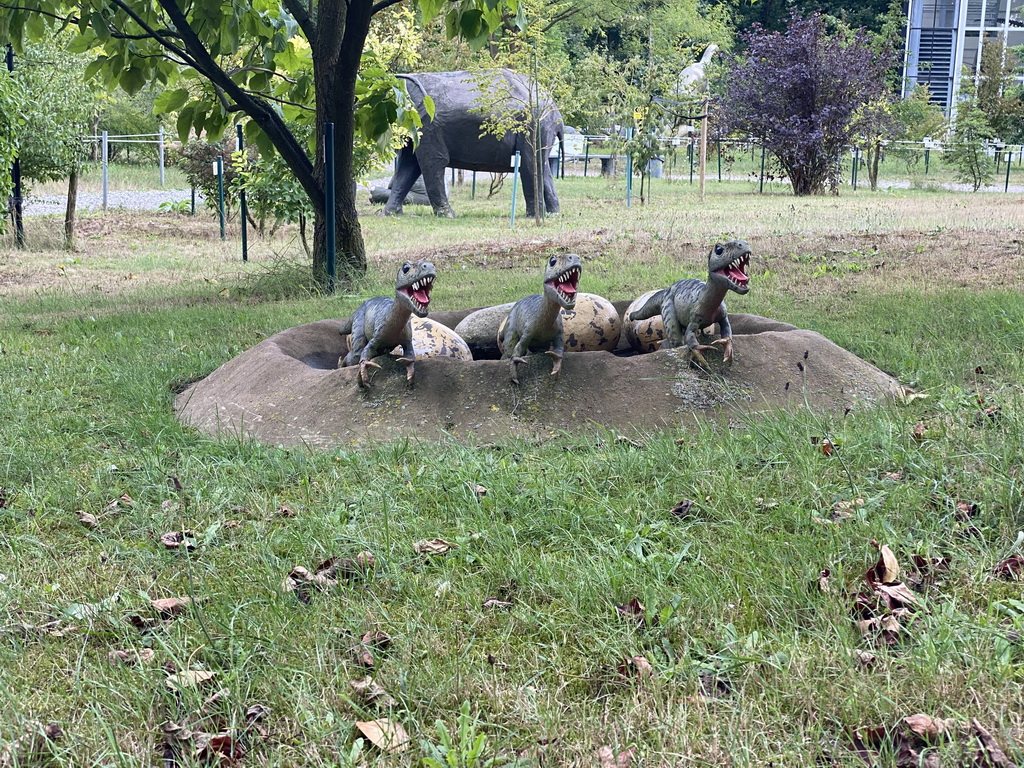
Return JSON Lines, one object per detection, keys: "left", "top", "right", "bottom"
{"left": 498, "top": 253, "right": 582, "bottom": 384}
{"left": 629, "top": 240, "right": 751, "bottom": 364}
{"left": 338, "top": 260, "right": 436, "bottom": 387}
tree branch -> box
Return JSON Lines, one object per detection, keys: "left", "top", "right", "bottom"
{"left": 282, "top": 0, "right": 317, "bottom": 45}
{"left": 370, "top": 0, "right": 406, "bottom": 16}
{"left": 108, "top": 0, "right": 197, "bottom": 68}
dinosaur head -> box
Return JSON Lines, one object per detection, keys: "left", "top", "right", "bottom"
{"left": 395, "top": 260, "right": 436, "bottom": 317}
{"left": 542, "top": 253, "right": 582, "bottom": 309}
{"left": 708, "top": 240, "right": 751, "bottom": 295}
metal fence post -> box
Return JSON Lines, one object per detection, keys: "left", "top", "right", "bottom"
{"left": 1006, "top": 150, "right": 1013, "bottom": 193}
{"left": 216, "top": 155, "right": 225, "bottom": 240}
{"left": 758, "top": 142, "right": 765, "bottom": 193}
{"left": 625, "top": 128, "right": 633, "bottom": 207}
{"left": 102, "top": 130, "right": 109, "bottom": 210}
{"left": 471, "top": 171, "right": 476, "bottom": 199}
{"left": 158, "top": 125, "right": 165, "bottom": 186}
{"left": 237, "top": 124, "right": 248, "bottom": 262}
{"left": 583, "top": 139, "right": 590, "bottom": 177}
{"left": 510, "top": 150, "right": 520, "bottom": 228}
{"left": 325, "top": 122, "right": 336, "bottom": 292}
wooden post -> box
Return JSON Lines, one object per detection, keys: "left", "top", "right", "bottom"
{"left": 698, "top": 93, "right": 709, "bottom": 202}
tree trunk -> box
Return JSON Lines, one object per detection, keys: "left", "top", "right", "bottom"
{"left": 311, "top": 0, "right": 370, "bottom": 285}
{"left": 64, "top": 169, "right": 78, "bottom": 250}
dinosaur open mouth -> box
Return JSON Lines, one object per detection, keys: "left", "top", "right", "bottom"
{"left": 713, "top": 251, "right": 750, "bottom": 290}
{"left": 545, "top": 265, "right": 580, "bottom": 303}
{"left": 400, "top": 275, "right": 434, "bottom": 313}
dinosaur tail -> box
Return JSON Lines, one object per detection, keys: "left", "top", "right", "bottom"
{"left": 338, "top": 317, "right": 353, "bottom": 335}
{"left": 628, "top": 289, "right": 667, "bottom": 322}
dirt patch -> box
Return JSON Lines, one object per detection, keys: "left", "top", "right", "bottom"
{"left": 175, "top": 307, "right": 902, "bottom": 448}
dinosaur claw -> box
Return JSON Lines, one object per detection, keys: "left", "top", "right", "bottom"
{"left": 545, "top": 350, "right": 563, "bottom": 376}
{"left": 357, "top": 360, "right": 382, "bottom": 387}
{"left": 711, "top": 337, "right": 734, "bottom": 362}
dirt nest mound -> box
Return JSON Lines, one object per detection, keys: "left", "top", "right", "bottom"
{"left": 174, "top": 303, "right": 902, "bottom": 447}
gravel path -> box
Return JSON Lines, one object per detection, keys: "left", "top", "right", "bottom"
{"left": 22, "top": 189, "right": 201, "bottom": 216}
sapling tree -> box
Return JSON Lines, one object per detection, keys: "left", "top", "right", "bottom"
{"left": 948, "top": 81, "right": 995, "bottom": 192}
{"left": 721, "top": 12, "right": 893, "bottom": 195}
{"left": 0, "top": 58, "right": 21, "bottom": 236}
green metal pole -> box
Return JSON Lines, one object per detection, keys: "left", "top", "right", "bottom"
{"left": 237, "top": 124, "right": 248, "bottom": 263}
{"left": 325, "top": 122, "right": 336, "bottom": 292}
{"left": 217, "top": 155, "right": 225, "bottom": 240}
{"left": 472, "top": 171, "right": 476, "bottom": 199}
{"left": 626, "top": 128, "right": 633, "bottom": 207}
{"left": 510, "top": 150, "right": 520, "bottom": 228}
{"left": 1005, "top": 150, "right": 1012, "bottom": 193}
{"left": 717, "top": 140, "right": 721, "bottom": 182}
{"left": 758, "top": 143, "right": 765, "bottom": 193}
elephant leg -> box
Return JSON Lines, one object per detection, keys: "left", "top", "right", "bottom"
{"left": 542, "top": 162, "right": 560, "bottom": 214}
{"left": 383, "top": 144, "right": 421, "bottom": 216}
{"left": 519, "top": 152, "right": 539, "bottom": 217}
{"left": 419, "top": 158, "right": 454, "bottom": 218}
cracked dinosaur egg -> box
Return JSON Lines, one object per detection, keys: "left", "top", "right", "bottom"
{"left": 561, "top": 293, "right": 621, "bottom": 352}
{"left": 625, "top": 290, "right": 666, "bottom": 353}
{"left": 343, "top": 319, "right": 473, "bottom": 361}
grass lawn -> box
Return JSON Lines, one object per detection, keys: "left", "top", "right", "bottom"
{"left": 1, "top": 179, "right": 1023, "bottom": 766}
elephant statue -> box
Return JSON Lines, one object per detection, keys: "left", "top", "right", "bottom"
{"left": 384, "top": 69, "right": 564, "bottom": 218}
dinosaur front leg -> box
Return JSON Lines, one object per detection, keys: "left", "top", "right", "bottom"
{"left": 357, "top": 360, "right": 382, "bottom": 387}
{"left": 684, "top": 323, "right": 716, "bottom": 366}
{"left": 545, "top": 332, "right": 566, "bottom": 377}
{"left": 396, "top": 340, "right": 417, "bottom": 387}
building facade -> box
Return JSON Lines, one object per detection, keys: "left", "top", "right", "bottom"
{"left": 903, "top": 0, "right": 1024, "bottom": 114}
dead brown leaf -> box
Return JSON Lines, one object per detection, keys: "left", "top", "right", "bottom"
{"left": 615, "top": 597, "right": 645, "bottom": 623}
{"left": 361, "top": 630, "right": 392, "bottom": 650}
{"left": 166, "top": 669, "right": 217, "bottom": 691}
{"left": 670, "top": 499, "right": 695, "bottom": 519}
{"left": 105, "top": 493, "right": 135, "bottom": 512}
{"left": 160, "top": 530, "right": 196, "bottom": 550}
{"left": 597, "top": 745, "right": 635, "bottom": 768}
{"left": 852, "top": 649, "right": 876, "bottom": 667}
{"left": 468, "top": 483, "right": 488, "bottom": 498}
{"left": 817, "top": 568, "right": 832, "bottom": 593}
{"left": 955, "top": 500, "right": 979, "bottom": 521}
{"left": 350, "top": 676, "right": 397, "bottom": 708}
{"left": 616, "top": 655, "right": 653, "bottom": 680}
{"left": 355, "top": 719, "right": 411, "bottom": 754}
{"left": 109, "top": 648, "right": 156, "bottom": 666}
{"left": 971, "top": 719, "right": 1016, "bottom": 768}
{"left": 0, "top": 722, "right": 63, "bottom": 768}
{"left": 413, "top": 538, "right": 457, "bottom": 555}
{"left": 277, "top": 504, "right": 296, "bottom": 518}
{"left": 993, "top": 554, "right": 1024, "bottom": 580}
{"left": 353, "top": 645, "right": 375, "bottom": 668}
{"left": 151, "top": 596, "right": 193, "bottom": 618}
{"left": 903, "top": 713, "right": 956, "bottom": 742}
{"left": 76, "top": 510, "right": 98, "bottom": 529}
{"left": 871, "top": 541, "right": 901, "bottom": 584}
{"left": 912, "top": 422, "right": 927, "bottom": 441}
{"left": 482, "top": 597, "right": 514, "bottom": 610}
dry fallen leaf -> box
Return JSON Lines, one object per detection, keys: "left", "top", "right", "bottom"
{"left": 355, "top": 719, "right": 411, "bottom": 754}
{"left": 817, "top": 568, "right": 831, "bottom": 594}
{"left": 615, "top": 597, "right": 645, "bottom": 622}
{"left": 105, "top": 494, "right": 135, "bottom": 512}
{"left": 482, "top": 597, "right": 514, "bottom": 610}
{"left": 670, "top": 499, "right": 695, "bottom": 519}
{"left": 597, "top": 745, "right": 635, "bottom": 768}
{"left": 76, "top": 510, "right": 98, "bottom": 529}
{"left": 413, "top": 538, "right": 456, "bottom": 556}
{"left": 277, "top": 504, "right": 296, "bottom": 518}
{"left": 166, "top": 670, "right": 217, "bottom": 691}
{"left": 361, "top": 630, "right": 392, "bottom": 650}
{"left": 871, "top": 541, "right": 901, "bottom": 584}
{"left": 0, "top": 722, "right": 63, "bottom": 768}
{"left": 108, "top": 648, "right": 156, "bottom": 666}
{"left": 468, "top": 483, "right": 487, "bottom": 498}
{"left": 852, "top": 649, "right": 876, "bottom": 667}
{"left": 160, "top": 530, "right": 196, "bottom": 550}
{"left": 993, "top": 554, "right": 1024, "bottom": 580}
{"left": 903, "top": 713, "right": 956, "bottom": 741}
{"left": 350, "top": 676, "right": 397, "bottom": 708}
{"left": 353, "top": 645, "right": 375, "bottom": 668}
{"left": 617, "top": 655, "right": 654, "bottom": 680}
{"left": 151, "top": 596, "right": 193, "bottom": 618}
{"left": 912, "top": 422, "right": 927, "bottom": 441}
{"left": 971, "top": 718, "right": 1015, "bottom": 768}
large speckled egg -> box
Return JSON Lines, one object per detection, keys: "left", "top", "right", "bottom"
{"left": 496, "top": 292, "right": 621, "bottom": 354}
{"left": 344, "top": 319, "right": 472, "bottom": 361}
{"left": 561, "top": 293, "right": 621, "bottom": 352}
{"left": 409, "top": 318, "right": 473, "bottom": 360}
{"left": 625, "top": 290, "right": 666, "bottom": 353}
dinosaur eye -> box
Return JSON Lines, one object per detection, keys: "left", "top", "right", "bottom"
{"left": 714, "top": 245, "right": 723, "bottom": 255}
{"left": 402, "top": 263, "right": 410, "bottom": 273}
{"left": 549, "top": 257, "right": 557, "bottom": 267}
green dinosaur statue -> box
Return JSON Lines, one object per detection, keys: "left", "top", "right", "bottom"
{"left": 338, "top": 261, "right": 436, "bottom": 387}
{"left": 498, "top": 253, "right": 582, "bottom": 384}
{"left": 629, "top": 240, "right": 751, "bottom": 364}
